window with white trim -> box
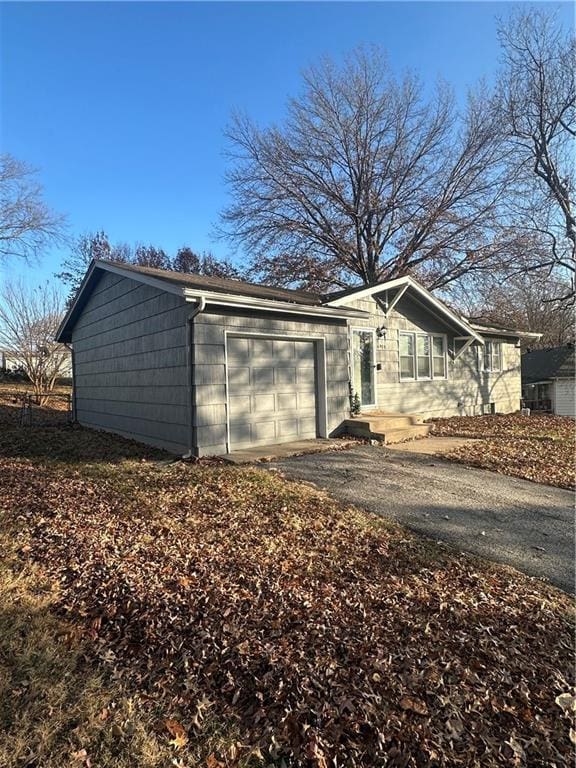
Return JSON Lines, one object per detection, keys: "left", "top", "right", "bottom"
{"left": 399, "top": 332, "right": 447, "bottom": 380}
{"left": 482, "top": 341, "right": 502, "bottom": 372}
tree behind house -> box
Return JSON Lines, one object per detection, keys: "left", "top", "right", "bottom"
{"left": 220, "top": 46, "right": 514, "bottom": 291}
{"left": 0, "top": 281, "right": 69, "bottom": 404}
{"left": 496, "top": 8, "right": 575, "bottom": 298}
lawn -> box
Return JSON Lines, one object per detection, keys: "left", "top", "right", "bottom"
{"left": 0, "top": 423, "right": 574, "bottom": 767}
{"left": 430, "top": 413, "right": 575, "bottom": 490}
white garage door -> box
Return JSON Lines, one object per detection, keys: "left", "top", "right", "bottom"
{"left": 227, "top": 336, "right": 318, "bottom": 449}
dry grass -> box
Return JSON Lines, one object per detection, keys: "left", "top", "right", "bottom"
{"left": 0, "top": 423, "right": 574, "bottom": 767}
{"left": 430, "top": 413, "right": 576, "bottom": 489}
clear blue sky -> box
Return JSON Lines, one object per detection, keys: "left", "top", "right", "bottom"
{"left": 0, "top": 1, "right": 572, "bottom": 286}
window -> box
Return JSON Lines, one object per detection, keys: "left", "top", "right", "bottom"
{"left": 417, "top": 335, "right": 430, "bottom": 378}
{"left": 399, "top": 333, "right": 415, "bottom": 379}
{"left": 400, "top": 332, "right": 446, "bottom": 380}
{"left": 483, "top": 341, "right": 502, "bottom": 372}
{"left": 433, "top": 337, "right": 446, "bottom": 377}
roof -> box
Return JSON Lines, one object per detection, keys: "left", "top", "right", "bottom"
{"left": 324, "top": 275, "right": 485, "bottom": 344}
{"left": 56, "top": 260, "right": 539, "bottom": 346}
{"left": 521, "top": 344, "right": 575, "bottom": 384}
{"left": 55, "top": 260, "right": 367, "bottom": 343}
{"left": 469, "top": 321, "right": 542, "bottom": 340}
{"left": 111, "top": 261, "right": 323, "bottom": 306}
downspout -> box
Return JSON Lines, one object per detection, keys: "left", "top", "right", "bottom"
{"left": 183, "top": 297, "right": 206, "bottom": 459}
{"left": 64, "top": 343, "right": 76, "bottom": 422}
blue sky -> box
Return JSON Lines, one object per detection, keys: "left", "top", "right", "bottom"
{"left": 0, "top": 1, "right": 572, "bottom": 286}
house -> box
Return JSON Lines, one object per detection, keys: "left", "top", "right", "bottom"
{"left": 0, "top": 348, "right": 73, "bottom": 379}
{"left": 55, "top": 260, "right": 539, "bottom": 456}
{"left": 521, "top": 344, "right": 575, "bottom": 417}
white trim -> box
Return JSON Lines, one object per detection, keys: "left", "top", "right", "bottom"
{"left": 350, "top": 326, "right": 377, "bottom": 409}
{"left": 326, "top": 276, "right": 484, "bottom": 344}
{"left": 94, "top": 260, "right": 187, "bottom": 296}
{"left": 454, "top": 337, "right": 475, "bottom": 360}
{"left": 384, "top": 283, "right": 409, "bottom": 317}
{"left": 470, "top": 324, "right": 542, "bottom": 340}
{"left": 398, "top": 331, "right": 448, "bottom": 382}
{"left": 184, "top": 290, "right": 367, "bottom": 319}
{"left": 223, "top": 330, "right": 329, "bottom": 453}
{"left": 480, "top": 340, "right": 503, "bottom": 373}
{"left": 328, "top": 276, "right": 411, "bottom": 306}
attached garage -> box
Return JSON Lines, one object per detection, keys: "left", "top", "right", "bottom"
{"left": 56, "top": 260, "right": 357, "bottom": 457}
{"left": 226, "top": 335, "right": 321, "bottom": 450}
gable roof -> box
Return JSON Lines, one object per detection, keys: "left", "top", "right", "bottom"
{"left": 323, "top": 275, "right": 485, "bottom": 344}
{"left": 55, "top": 260, "right": 367, "bottom": 343}
{"left": 109, "top": 260, "right": 323, "bottom": 306}
{"left": 521, "top": 344, "right": 575, "bottom": 384}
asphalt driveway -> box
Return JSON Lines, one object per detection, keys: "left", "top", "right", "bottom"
{"left": 268, "top": 445, "right": 575, "bottom": 593}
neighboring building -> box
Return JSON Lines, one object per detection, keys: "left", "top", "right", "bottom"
{"left": 56, "top": 260, "right": 539, "bottom": 456}
{"left": 0, "top": 349, "right": 73, "bottom": 379}
{"left": 521, "top": 344, "right": 575, "bottom": 417}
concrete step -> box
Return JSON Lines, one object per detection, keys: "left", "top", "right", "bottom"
{"left": 341, "top": 418, "right": 430, "bottom": 445}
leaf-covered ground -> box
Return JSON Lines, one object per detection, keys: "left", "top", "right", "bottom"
{"left": 430, "top": 414, "right": 575, "bottom": 490}
{"left": 0, "top": 424, "right": 574, "bottom": 767}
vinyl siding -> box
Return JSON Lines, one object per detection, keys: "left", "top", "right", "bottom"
{"left": 72, "top": 271, "right": 191, "bottom": 454}
{"left": 344, "top": 294, "right": 522, "bottom": 418}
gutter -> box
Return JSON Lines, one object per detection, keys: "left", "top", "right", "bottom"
{"left": 182, "top": 289, "right": 368, "bottom": 319}
{"left": 183, "top": 297, "right": 207, "bottom": 459}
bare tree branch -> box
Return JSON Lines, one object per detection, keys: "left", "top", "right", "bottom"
{"left": 220, "top": 47, "right": 515, "bottom": 291}
{"left": 0, "top": 281, "right": 69, "bottom": 403}
{"left": 0, "top": 154, "right": 66, "bottom": 262}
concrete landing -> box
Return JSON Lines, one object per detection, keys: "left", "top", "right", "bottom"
{"left": 386, "top": 436, "right": 478, "bottom": 455}
{"left": 223, "top": 438, "right": 358, "bottom": 464}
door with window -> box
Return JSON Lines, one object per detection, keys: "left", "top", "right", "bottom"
{"left": 352, "top": 329, "right": 376, "bottom": 407}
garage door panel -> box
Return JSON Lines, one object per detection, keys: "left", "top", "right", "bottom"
{"left": 275, "top": 367, "right": 296, "bottom": 386}
{"left": 227, "top": 335, "right": 319, "bottom": 450}
{"left": 230, "top": 421, "right": 252, "bottom": 445}
{"left": 277, "top": 392, "right": 297, "bottom": 411}
{"left": 295, "top": 342, "right": 315, "bottom": 361}
{"left": 228, "top": 367, "right": 250, "bottom": 386}
{"left": 253, "top": 393, "right": 275, "bottom": 412}
{"left": 299, "top": 416, "right": 317, "bottom": 434}
{"left": 297, "top": 367, "right": 316, "bottom": 385}
{"left": 229, "top": 394, "right": 251, "bottom": 417}
{"left": 252, "top": 421, "right": 276, "bottom": 442}
{"left": 273, "top": 340, "right": 296, "bottom": 359}
{"left": 253, "top": 367, "right": 274, "bottom": 387}
{"left": 278, "top": 418, "right": 299, "bottom": 437}
{"left": 252, "top": 338, "right": 273, "bottom": 356}
{"left": 228, "top": 337, "right": 250, "bottom": 360}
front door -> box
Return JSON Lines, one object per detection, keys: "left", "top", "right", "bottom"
{"left": 352, "top": 329, "right": 376, "bottom": 407}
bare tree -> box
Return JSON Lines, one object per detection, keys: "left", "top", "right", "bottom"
{"left": 56, "top": 231, "right": 132, "bottom": 304}
{"left": 496, "top": 8, "right": 575, "bottom": 296}
{"left": 447, "top": 270, "right": 575, "bottom": 349}
{"left": 173, "top": 247, "right": 242, "bottom": 279}
{"left": 0, "top": 154, "right": 65, "bottom": 262}
{"left": 0, "top": 281, "right": 70, "bottom": 403}
{"left": 220, "top": 48, "right": 515, "bottom": 291}
{"left": 132, "top": 244, "right": 171, "bottom": 269}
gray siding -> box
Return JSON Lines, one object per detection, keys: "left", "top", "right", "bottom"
{"left": 346, "top": 294, "right": 522, "bottom": 418}
{"left": 72, "top": 272, "right": 349, "bottom": 456}
{"left": 192, "top": 309, "right": 349, "bottom": 456}
{"left": 72, "top": 271, "right": 191, "bottom": 454}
